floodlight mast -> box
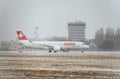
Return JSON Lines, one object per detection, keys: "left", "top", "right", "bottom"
{"left": 34, "top": 26, "right": 38, "bottom": 40}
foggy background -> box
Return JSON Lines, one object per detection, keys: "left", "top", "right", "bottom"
{"left": 0, "top": 0, "right": 120, "bottom": 41}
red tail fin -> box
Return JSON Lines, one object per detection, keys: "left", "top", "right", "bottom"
{"left": 16, "top": 31, "right": 28, "bottom": 40}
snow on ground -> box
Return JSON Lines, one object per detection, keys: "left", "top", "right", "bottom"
{"left": 0, "top": 51, "right": 120, "bottom": 79}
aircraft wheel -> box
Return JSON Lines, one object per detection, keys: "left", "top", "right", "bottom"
{"left": 49, "top": 50, "right": 52, "bottom": 53}
{"left": 18, "top": 51, "right": 22, "bottom": 52}
{"left": 54, "top": 51, "right": 57, "bottom": 53}
{"left": 81, "top": 50, "right": 84, "bottom": 53}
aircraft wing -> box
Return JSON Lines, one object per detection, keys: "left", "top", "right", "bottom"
{"left": 39, "top": 44, "right": 53, "bottom": 48}
{"left": 32, "top": 43, "right": 54, "bottom": 49}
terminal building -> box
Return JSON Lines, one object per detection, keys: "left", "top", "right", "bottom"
{"left": 68, "top": 21, "right": 86, "bottom": 42}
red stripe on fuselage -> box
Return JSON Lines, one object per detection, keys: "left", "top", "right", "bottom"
{"left": 64, "top": 42, "right": 75, "bottom": 46}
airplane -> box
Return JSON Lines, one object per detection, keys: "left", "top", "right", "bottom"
{"left": 16, "top": 30, "right": 89, "bottom": 52}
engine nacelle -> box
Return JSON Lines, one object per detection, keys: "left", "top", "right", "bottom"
{"left": 61, "top": 48, "right": 69, "bottom": 52}
{"left": 53, "top": 46, "right": 62, "bottom": 51}
{"left": 53, "top": 47, "right": 69, "bottom": 52}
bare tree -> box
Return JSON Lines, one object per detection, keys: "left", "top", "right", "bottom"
{"left": 115, "top": 28, "right": 120, "bottom": 49}
{"left": 101, "top": 27, "right": 115, "bottom": 50}
{"left": 94, "top": 28, "right": 104, "bottom": 48}
{"left": 105, "top": 27, "right": 114, "bottom": 41}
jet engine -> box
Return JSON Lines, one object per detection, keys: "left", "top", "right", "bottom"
{"left": 53, "top": 46, "right": 69, "bottom": 52}
{"left": 53, "top": 46, "right": 62, "bottom": 52}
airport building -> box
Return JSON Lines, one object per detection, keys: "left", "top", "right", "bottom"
{"left": 0, "top": 41, "right": 43, "bottom": 51}
{"left": 68, "top": 21, "right": 86, "bottom": 42}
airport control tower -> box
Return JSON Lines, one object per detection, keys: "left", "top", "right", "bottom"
{"left": 68, "top": 21, "right": 86, "bottom": 42}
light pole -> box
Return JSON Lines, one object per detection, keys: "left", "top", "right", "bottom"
{"left": 34, "top": 26, "right": 38, "bottom": 40}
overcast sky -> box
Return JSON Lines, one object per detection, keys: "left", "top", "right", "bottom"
{"left": 0, "top": 0, "right": 120, "bottom": 41}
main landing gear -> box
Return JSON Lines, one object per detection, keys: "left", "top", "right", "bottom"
{"left": 81, "top": 50, "right": 84, "bottom": 53}
{"left": 49, "top": 50, "right": 57, "bottom": 53}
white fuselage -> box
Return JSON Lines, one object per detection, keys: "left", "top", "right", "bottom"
{"left": 22, "top": 41, "right": 89, "bottom": 52}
